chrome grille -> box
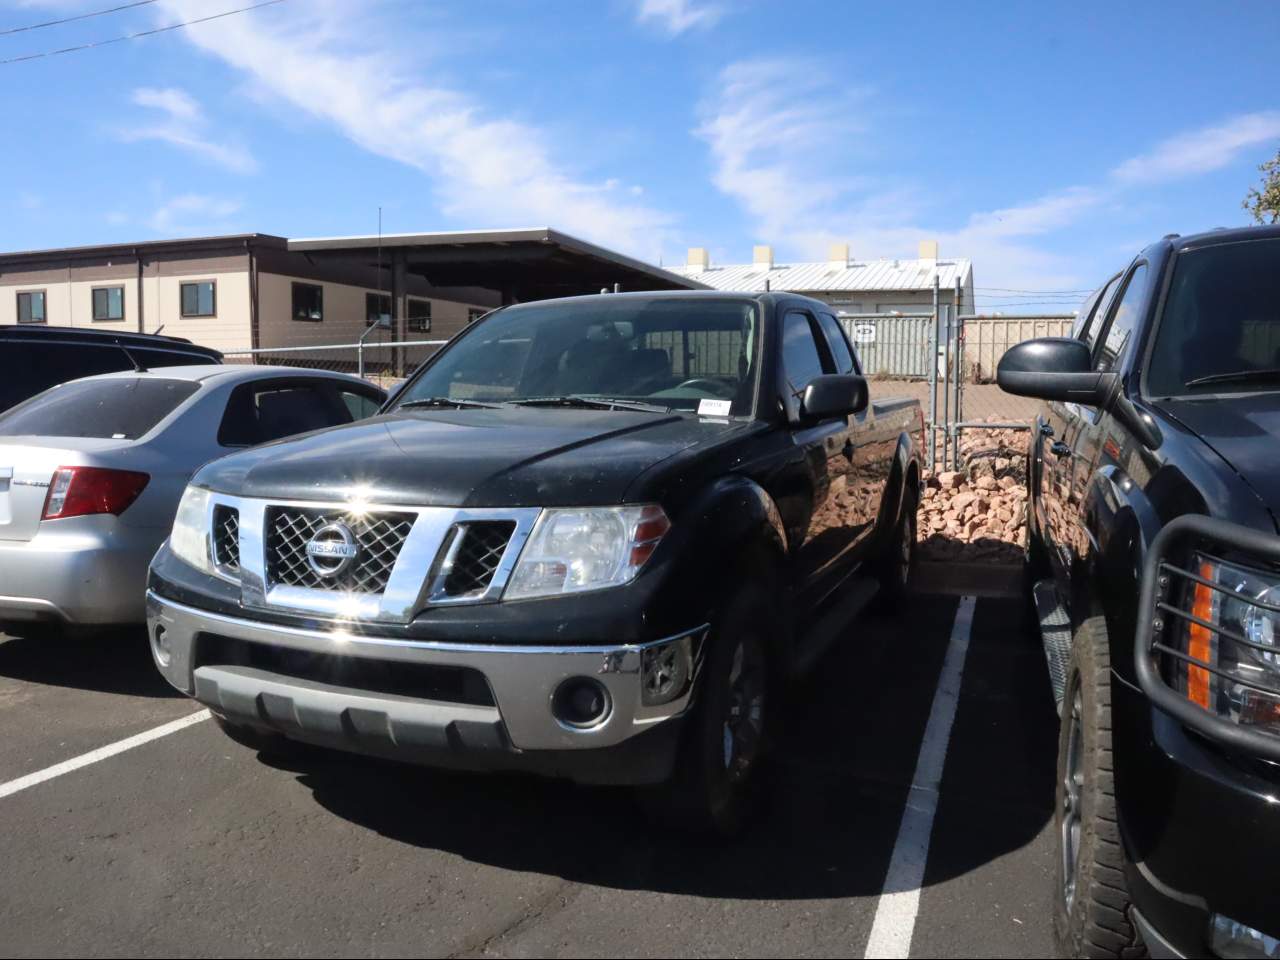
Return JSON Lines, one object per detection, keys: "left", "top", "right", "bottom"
{"left": 212, "top": 505, "right": 240, "bottom": 574}
{"left": 265, "top": 506, "right": 415, "bottom": 594}
{"left": 442, "top": 521, "right": 516, "bottom": 597}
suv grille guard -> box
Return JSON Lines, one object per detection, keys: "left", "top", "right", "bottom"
{"left": 202, "top": 491, "right": 540, "bottom": 624}
{"left": 1136, "top": 513, "right": 1280, "bottom": 764}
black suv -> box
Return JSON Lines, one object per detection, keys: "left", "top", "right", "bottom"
{"left": 0, "top": 324, "right": 222, "bottom": 412}
{"left": 999, "top": 226, "right": 1280, "bottom": 958}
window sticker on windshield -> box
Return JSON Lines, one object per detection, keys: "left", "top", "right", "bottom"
{"left": 697, "top": 398, "right": 732, "bottom": 417}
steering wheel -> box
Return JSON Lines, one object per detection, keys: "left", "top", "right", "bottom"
{"left": 674, "top": 378, "right": 735, "bottom": 398}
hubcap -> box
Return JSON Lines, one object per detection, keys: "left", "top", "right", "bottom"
{"left": 1061, "top": 688, "right": 1084, "bottom": 912}
{"left": 722, "top": 638, "right": 765, "bottom": 782}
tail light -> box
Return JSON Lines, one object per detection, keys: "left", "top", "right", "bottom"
{"left": 42, "top": 467, "right": 150, "bottom": 520}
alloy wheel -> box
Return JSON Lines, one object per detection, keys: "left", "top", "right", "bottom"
{"left": 1060, "top": 687, "right": 1084, "bottom": 912}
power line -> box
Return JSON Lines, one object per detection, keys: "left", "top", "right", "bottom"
{"left": 0, "top": 1, "right": 158, "bottom": 37}
{"left": 975, "top": 287, "right": 1091, "bottom": 295}
{"left": 0, "top": 0, "right": 285, "bottom": 65}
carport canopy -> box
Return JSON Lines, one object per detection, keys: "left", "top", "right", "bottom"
{"left": 287, "top": 227, "right": 704, "bottom": 309}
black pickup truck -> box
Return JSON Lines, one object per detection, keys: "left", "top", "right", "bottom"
{"left": 147, "top": 290, "right": 923, "bottom": 833}
{"left": 998, "top": 226, "right": 1280, "bottom": 958}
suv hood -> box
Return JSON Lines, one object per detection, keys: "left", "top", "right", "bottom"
{"left": 195, "top": 407, "right": 750, "bottom": 507}
{"left": 1159, "top": 394, "right": 1280, "bottom": 519}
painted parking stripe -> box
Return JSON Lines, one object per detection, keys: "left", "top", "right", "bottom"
{"left": 864, "top": 596, "right": 976, "bottom": 959}
{"left": 0, "top": 709, "right": 211, "bottom": 801}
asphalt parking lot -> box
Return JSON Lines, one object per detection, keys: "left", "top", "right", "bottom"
{"left": 0, "top": 576, "right": 1059, "bottom": 958}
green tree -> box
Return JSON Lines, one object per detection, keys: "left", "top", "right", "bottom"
{"left": 1244, "top": 149, "right": 1280, "bottom": 224}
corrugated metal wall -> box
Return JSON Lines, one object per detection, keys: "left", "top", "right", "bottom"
{"left": 962, "top": 317, "right": 1073, "bottom": 383}
{"left": 838, "top": 316, "right": 934, "bottom": 378}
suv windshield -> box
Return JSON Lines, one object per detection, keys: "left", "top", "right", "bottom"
{"left": 394, "top": 298, "right": 760, "bottom": 415}
{"left": 1148, "top": 237, "right": 1280, "bottom": 396}
{"left": 0, "top": 377, "right": 199, "bottom": 440}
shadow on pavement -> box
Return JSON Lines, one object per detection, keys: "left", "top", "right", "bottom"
{"left": 0, "top": 627, "right": 179, "bottom": 699}
{"left": 255, "top": 593, "right": 1056, "bottom": 900}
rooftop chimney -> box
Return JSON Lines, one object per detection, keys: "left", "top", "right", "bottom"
{"left": 686, "top": 247, "right": 710, "bottom": 273}
{"left": 753, "top": 244, "right": 774, "bottom": 270}
{"left": 918, "top": 239, "right": 939, "bottom": 261}
{"left": 827, "top": 243, "right": 850, "bottom": 269}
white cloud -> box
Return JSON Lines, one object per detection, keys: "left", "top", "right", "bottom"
{"left": 148, "top": 193, "right": 242, "bottom": 234}
{"left": 120, "top": 85, "right": 257, "bottom": 174}
{"left": 1111, "top": 111, "right": 1280, "bottom": 185}
{"left": 634, "top": 0, "right": 723, "bottom": 35}
{"left": 155, "top": 0, "right": 673, "bottom": 256}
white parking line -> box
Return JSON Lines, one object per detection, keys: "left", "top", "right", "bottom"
{"left": 0, "top": 709, "right": 211, "bottom": 801}
{"left": 863, "top": 596, "right": 976, "bottom": 959}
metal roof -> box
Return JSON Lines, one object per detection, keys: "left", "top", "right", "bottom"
{"left": 670, "top": 257, "right": 972, "bottom": 294}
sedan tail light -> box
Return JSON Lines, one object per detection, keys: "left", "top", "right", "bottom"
{"left": 42, "top": 467, "right": 150, "bottom": 520}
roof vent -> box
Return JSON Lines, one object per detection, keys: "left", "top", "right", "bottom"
{"left": 918, "top": 239, "right": 939, "bottom": 261}
{"left": 827, "top": 243, "right": 850, "bottom": 269}
{"left": 753, "top": 245, "right": 774, "bottom": 271}
{"left": 686, "top": 247, "right": 710, "bottom": 273}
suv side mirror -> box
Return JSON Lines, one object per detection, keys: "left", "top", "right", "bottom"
{"left": 997, "top": 338, "right": 1116, "bottom": 405}
{"left": 801, "top": 374, "right": 868, "bottom": 421}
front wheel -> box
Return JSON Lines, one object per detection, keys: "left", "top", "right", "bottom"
{"left": 1053, "top": 615, "right": 1145, "bottom": 958}
{"left": 643, "top": 590, "right": 773, "bottom": 837}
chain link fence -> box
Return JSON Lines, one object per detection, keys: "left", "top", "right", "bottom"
{"left": 222, "top": 336, "right": 448, "bottom": 391}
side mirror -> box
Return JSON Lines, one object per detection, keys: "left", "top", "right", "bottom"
{"left": 997, "top": 338, "right": 1116, "bottom": 405}
{"left": 801, "top": 374, "right": 868, "bottom": 421}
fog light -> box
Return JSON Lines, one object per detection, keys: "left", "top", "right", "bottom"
{"left": 1210, "top": 914, "right": 1280, "bottom": 959}
{"left": 641, "top": 634, "right": 694, "bottom": 706}
{"left": 151, "top": 624, "right": 171, "bottom": 668}
{"left": 551, "top": 677, "right": 610, "bottom": 729}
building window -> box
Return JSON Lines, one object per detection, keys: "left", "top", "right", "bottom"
{"left": 16, "top": 290, "right": 46, "bottom": 324}
{"left": 92, "top": 286, "right": 124, "bottom": 322}
{"left": 365, "top": 292, "right": 391, "bottom": 328}
{"left": 292, "top": 282, "right": 323, "bottom": 322}
{"left": 180, "top": 281, "right": 216, "bottom": 318}
{"left": 407, "top": 297, "right": 431, "bottom": 333}
{"left": 467, "top": 307, "right": 487, "bottom": 324}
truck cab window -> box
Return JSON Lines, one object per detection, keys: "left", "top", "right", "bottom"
{"left": 1094, "top": 264, "right": 1147, "bottom": 372}
{"left": 781, "top": 311, "right": 829, "bottom": 406}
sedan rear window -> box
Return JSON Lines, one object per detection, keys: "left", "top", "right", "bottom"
{"left": 0, "top": 378, "right": 199, "bottom": 440}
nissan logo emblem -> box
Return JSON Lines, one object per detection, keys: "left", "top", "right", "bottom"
{"left": 305, "top": 522, "right": 360, "bottom": 578}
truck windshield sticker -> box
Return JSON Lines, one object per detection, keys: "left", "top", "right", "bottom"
{"left": 697, "top": 398, "right": 732, "bottom": 417}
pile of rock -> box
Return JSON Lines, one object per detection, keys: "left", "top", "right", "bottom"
{"left": 917, "top": 424, "right": 1030, "bottom": 564}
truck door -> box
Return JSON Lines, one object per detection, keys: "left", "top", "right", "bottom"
{"left": 1040, "top": 273, "right": 1121, "bottom": 588}
{"left": 778, "top": 308, "right": 860, "bottom": 600}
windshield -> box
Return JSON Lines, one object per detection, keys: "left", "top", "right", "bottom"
{"left": 0, "top": 377, "right": 199, "bottom": 440}
{"left": 394, "top": 298, "right": 760, "bottom": 415}
{"left": 1148, "top": 238, "right": 1280, "bottom": 396}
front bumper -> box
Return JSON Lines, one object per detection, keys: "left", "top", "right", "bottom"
{"left": 0, "top": 518, "right": 159, "bottom": 627}
{"left": 146, "top": 590, "right": 704, "bottom": 785}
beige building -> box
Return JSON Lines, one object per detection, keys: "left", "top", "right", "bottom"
{"left": 0, "top": 228, "right": 701, "bottom": 357}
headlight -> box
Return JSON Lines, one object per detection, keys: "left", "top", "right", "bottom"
{"left": 1168, "top": 554, "right": 1280, "bottom": 735}
{"left": 504, "top": 504, "right": 670, "bottom": 600}
{"left": 170, "top": 484, "right": 214, "bottom": 575}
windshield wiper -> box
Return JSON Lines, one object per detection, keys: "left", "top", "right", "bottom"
{"left": 397, "top": 396, "right": 503, "bottom": 410}
{"left": 1184, "top": 369, "right": 1280, "bottom": 389}
{"left": 507, "top": 395, "right": 672, "bottom": 413}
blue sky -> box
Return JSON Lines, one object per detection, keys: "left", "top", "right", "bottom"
{"left": 2, "top": 0, "right": 1278, "bottom": 312}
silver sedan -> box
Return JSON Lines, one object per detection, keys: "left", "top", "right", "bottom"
{"left": 0, "top": 365, "right": 386, "bottom": 631}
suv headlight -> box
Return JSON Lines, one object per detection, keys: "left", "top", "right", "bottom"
{"left": 1168, "top": 554, "right": 1280, "bottom": 735}
{"left": 504, "top": 504, "right": 670, "bottom": 600}
{"left": 169, "top": 484, "right": 214, "bottom": 575}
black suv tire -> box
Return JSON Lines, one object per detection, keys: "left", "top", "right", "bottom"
{"left": 1053, "top": 614, "right": 1145, "bottom": 958}
{"left": 643, "top": 587, "right": 774, "bottom": 837}
{"left": 877, "top": 489, "right": 917, "bottom": 610}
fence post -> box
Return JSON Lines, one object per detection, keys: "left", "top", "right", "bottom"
{"left": 953, "top": 278, "right": 963, "bottom": 464}
{"left": 358, "top": 340, "right": 364, "bottom": 380}
{"left": 928, "top": 276, "right": 939, "bottom": 471}
{"left": 941, "top": 291, "right": 951, "bottom": 471}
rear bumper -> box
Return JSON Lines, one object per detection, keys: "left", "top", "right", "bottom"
{"left": 146, "top": 590, "right": 704, "bottom": 785}
{"left": 0, "top": 520, "right": 158, "bottom": 626}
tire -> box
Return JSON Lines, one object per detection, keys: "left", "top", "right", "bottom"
{"left": 643, "top": 588, "right": 774, "bottom": 838}
{"left": 1053, "top": 614, "right": 1146, "bottom": 959}
{"left": 876, "top": 487, "right": 917, "bottom": 610}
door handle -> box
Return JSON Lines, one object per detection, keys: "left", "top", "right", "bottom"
{"left": 842, "top": 438, "right": 856, "bottom": 461}
{"left": 1050, "top": 441, "right": 1071, "bottom": 457}
{"left": 1039, "top": 423, "right": 1055, "bottom": 438}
